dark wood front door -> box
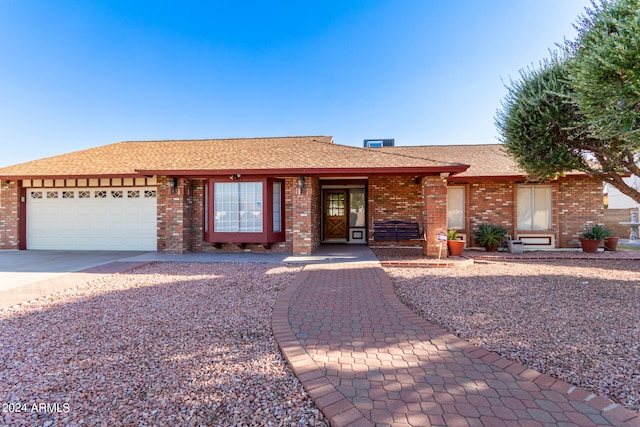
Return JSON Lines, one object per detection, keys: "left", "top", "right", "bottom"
{"left": 324, "top": 190, "right": 347, "bottom": 239}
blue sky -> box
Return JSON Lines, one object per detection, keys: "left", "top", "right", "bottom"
{"left": 0, "top": 0, "right": 592, "bottom": 167}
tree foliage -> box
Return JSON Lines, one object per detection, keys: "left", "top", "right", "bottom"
{"left": 567, "top": 0, "right": 640, "bottom": 145}
{"left": 496, "top": 0, "right": 640, "bottom": 203}
{"left": 496, "top": 58, "right": 584, "bottom": 181}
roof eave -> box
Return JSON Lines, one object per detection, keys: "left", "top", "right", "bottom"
{"left": 0, "top": 173, "right": 143, "bottom": 180}
{"left": 135, "top": 165, "right": 470, "bottom": 177}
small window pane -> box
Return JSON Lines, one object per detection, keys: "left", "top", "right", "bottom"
{"left": 349, "top": 190, "right": 366, "bottom": 227}
{"left": 447, "top": 187, "right": 465, "bottom": 230}
{"left": 214, "top": 182, "right": 263, "bottom": 232}
{"left": 273, "top": 181, "right": 282, "bottom": 232}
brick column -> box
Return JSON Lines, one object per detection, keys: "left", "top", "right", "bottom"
{"left": 0, "top": 180, "right": 20, "bottom": 250}
{"left": 157, "top": 176, "right": 191, "bottom": 254}
{"left": 292, "top": 176, "right": 320, "bottom": 255}
{"left": 421, "top": 176, "right": 448, "bottom": 257}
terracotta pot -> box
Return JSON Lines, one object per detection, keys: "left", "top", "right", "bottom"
{"left": 447, "top": 240, "right": 465, "bottom": 257}
{"left": 579, "top": 238, "right": 601, "bottom": 254}
{"left": 604, "top": 237, "right": 619, "bottom": 251}
{"left": 485, "top": 243, "right": 499, "bottom": 252}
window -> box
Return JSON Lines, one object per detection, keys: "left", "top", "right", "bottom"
{"left": 349, "top": 189, "right": 366, "bottom": 227}
{"left": 272, "top": 181, "right": 282, "bottom": 232}
{"left": 206, "top": 178, "right": 285, "bottom": 245}
{"left": 517, "top": 186, "right": 552, "bottom": 230}
{"left": 214, "top": 182, "right": 263, "bottom": 232}
{"left": 447, "top": 187, "right": 465, "bottom": 230}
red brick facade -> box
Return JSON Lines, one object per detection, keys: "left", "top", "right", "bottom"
{"left": 292, "top": 176, "right": 321, "bottom": 255}
{"left": 447, "top": 176, "right": 603, "bottom": 248}
{"left": 557, "top": 176, "right": 605, "bottom": 247}
{"left": 0, "top": 173, "right": 604, "bottom": 255}
{"left": 153, "top": 174, "right": 605, "bottom": 255}
{"left": 0, "top": 181, "right": 20, "bottom": 250}
{"left": 421, "top": 176, "right": 448, "bottom": 257}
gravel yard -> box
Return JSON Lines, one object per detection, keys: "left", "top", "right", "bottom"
{"left": 0, "top": 262, "right": 328, "bottom": 427}
{"left": 383, "top": 257, "right": 640, "bottom": 413}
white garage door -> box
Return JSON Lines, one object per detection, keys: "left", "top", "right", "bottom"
{"left": 26, "top": 188, "right": 157, "bottom": 251}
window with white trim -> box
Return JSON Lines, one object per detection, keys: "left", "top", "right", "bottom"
{"left": 214, "top": 182, "right": 263, "bottom": 232}
{"left": 447, "top": 187, "right": 465, "bottom": 230}
{"left": 272, "top": 181, "right": 282, "bottom": 232}
{"left": 517, "top": 186, "right": 552, "bottom": 230}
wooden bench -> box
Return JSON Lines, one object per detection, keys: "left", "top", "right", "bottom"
{"left": 373, "top": 220, "right": 423, "bottom": 241}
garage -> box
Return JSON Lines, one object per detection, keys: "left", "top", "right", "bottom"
{"left": 26, "top": 187, "right": 157, "bottom": 251}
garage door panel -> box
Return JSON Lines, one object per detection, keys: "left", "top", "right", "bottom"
{"left": 27, "top": 187, "right": 157, "bottom": 251}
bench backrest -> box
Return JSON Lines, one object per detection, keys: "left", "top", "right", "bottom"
{"left": 373, "top": 221, "right": 421, "bottom": 240}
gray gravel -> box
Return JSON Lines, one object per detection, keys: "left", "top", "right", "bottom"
{"left": 384, "top": 258, "right": 640, "bottom": 413}
{"left": 0, "top": 262, "right": 329, "bottom": 427}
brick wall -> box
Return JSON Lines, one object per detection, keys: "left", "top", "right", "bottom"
{"left": 189, "top": 180, "right": 206, "bottom": 252}
{"left": 157, "top": 176, "right": 189, "bottom": 253}
{"left": 604, "top": 207, "right": 637, "bottom": 238}
{"left": 368, "top": 176, "right": 424, "bottom": 248}
{"left": 557, "top": 176, "right": 604, "bottom": 247}
{"left": 0, "top": 181, "right": 20, "bottom": 250}
{"left": 421, "top": 176, "right": 448, "bottom": 257}
{"left": 292, "top": 176, "right": 320, "bottom": 255}
{"left": 459, "top": 176, "right": 602, "bottom": 248}
{"left": 467, "top": 181, "right": 515, "bottom": 242}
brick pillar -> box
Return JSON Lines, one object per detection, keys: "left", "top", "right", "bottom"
{"left": 157, "top": 176, "right": 191, "bottom": 254}
{"left": 422, "top": 176, "right": 448, "bottom": 257}
{"left": 292, "top": 176, "right": 320, "bottom": 255}
{"left": 0, "top": 180, "right": 20, "bottom": 250}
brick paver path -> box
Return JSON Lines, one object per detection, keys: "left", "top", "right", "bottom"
{"left": 272, "top": 261, "right": 639, "bottom": 427}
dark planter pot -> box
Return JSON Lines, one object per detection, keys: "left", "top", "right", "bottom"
{"left": 580, "top": 238, "right": 601, "bottom": 254}
{"left": 485, "top": 243, "right": 499, "bottom": 252}
{"left": 447, "top": 240, "right": 465, "bottom": 257}
{"left": 604, "top": 237, "right": 619, "bottom": 251}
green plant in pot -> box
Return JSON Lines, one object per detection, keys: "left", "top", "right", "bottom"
{"left": 580, "top": 224, "right": 612, "bottom": 253}
{"left": 446, "top": 229, "right": 465, "bottom": 256}
{"left": 473, "top": 223, "right": 507, "bottom": 252}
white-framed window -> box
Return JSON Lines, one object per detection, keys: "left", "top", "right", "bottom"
{"left": 447, "top": 187, "right": 465, "bottom": 230}
{"left": 517, "top": 186, "right": 552, "bottom": 230}
{"left": 272, "top": 181, "right": 282, "bottom": 232}
{"left": 214, "top": 182, "right": 263, "bottom": 232}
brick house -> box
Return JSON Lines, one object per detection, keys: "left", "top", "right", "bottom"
{"left": 0, "top": 136, "right": 603, "bottom": 256}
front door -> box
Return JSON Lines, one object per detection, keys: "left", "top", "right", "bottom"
{"left": 324, "top": 190, "right": 347, "bottom": 240}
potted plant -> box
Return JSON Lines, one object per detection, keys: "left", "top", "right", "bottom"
{"left": 447, "top": 229, "right": 465, "bottom": 256}
{"left": 604, "top": 236, "right": 619, "bottom": 251}
{"left": 580, "top": 224, "right": 612, "bottom": 253}
{"left": 473, "top": 223, "right": 507, "bottom": 252}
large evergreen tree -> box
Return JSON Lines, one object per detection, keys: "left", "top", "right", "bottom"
{"left": 496, "top": 0, "right": 640, "bottom": 203}
{"left": 567, "top": 0, "right": 640, "bottom": 145}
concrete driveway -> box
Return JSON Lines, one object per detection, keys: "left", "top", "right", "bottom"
{"left": 0, "top": 246, "right": 378, "bottom": 310}
{"left": 0, "top": 250, "right": 150, "bottom": 292}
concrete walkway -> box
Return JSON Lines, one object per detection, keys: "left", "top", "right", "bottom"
{"left": 272, "top": 259, "right": 640, "bottom": 426}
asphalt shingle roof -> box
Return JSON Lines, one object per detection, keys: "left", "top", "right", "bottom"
{"left": 377, "top": 144, "right": 526, "bottom": 178}
{"left": 1, "top": 137, "right": 569, "bottom": 180}
{"left": 0, "top": 136, "right": 469, "bottom": 178}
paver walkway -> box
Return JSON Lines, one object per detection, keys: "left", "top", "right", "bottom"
{"left": 272, "top": 261, "right": 640, "bottom": 427}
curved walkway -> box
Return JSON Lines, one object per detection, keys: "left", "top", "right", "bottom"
{"left": 272, "top": 261, "right": 640, "bottom": 427}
